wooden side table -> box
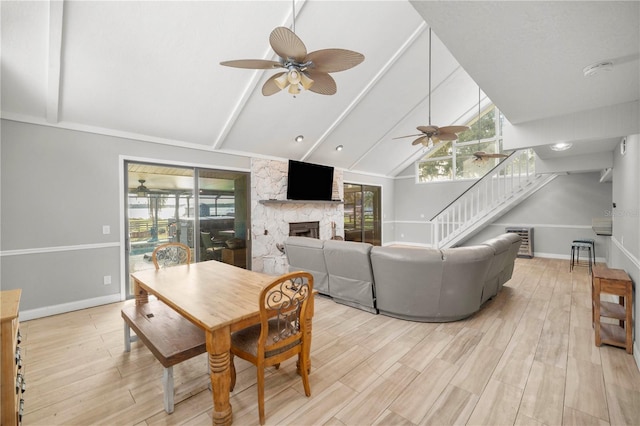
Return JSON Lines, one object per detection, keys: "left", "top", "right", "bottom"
{"left": 592, "top": 265, "right": 633, "bottom": 354}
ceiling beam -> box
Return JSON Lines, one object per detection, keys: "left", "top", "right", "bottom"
{"left": 46, "top": 0, "right": 64, "bottom": 124}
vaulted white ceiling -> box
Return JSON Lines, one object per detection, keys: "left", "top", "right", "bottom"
{"left": 2, "top": 1, "right": 638, "bottom": 176}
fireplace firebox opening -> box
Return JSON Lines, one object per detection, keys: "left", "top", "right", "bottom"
{"left": 289, "top": 221, "right": 319, "bottom": 239}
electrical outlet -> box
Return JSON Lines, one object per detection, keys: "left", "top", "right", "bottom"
{"left": 102, "top": 225, "right": 110, "bottom": 235}
{"left": 103, "top": 275, "right": 112, "bottom": 285}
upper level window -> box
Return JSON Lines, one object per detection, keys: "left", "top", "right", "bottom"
{"left": 416, "top": 105, "right": 503, "bottom": 183}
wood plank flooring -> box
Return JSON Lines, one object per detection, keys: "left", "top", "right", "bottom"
{"left": 20, "top": 258, "right": 640, "bottom": 425}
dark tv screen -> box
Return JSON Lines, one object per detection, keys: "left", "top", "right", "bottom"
{"left": 286, "top": 160, "right": 335, "bottom": 201}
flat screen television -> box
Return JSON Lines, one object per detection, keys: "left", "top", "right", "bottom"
{"left": 286, "top": 160, "right": 335, "bottom": 201}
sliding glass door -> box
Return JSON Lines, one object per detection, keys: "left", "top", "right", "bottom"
{"left": 125, "top": 162, "right": 250, "bottom": 297}
{"left": 343, "top": 183, "right": 381, "bottom": 245}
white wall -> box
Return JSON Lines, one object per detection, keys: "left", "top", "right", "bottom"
{"left": 608, "top": 134, "right": 640, "bottom": 362}
{"left": 464, "top": 172, "right": 612, "bottom": 259}
{"left": 1, "top": 120, "right": 250, "bottom": 315}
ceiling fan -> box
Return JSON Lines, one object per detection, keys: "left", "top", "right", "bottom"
{"left": 471, "top": 86, "right": 508, "bottom": 162}
{"left": 473, "top": 151, "right": 509, "bottom": 161}
{"left": 135, "top": 179, "right": 149, "bottom": 197}
{"left": 220, "top": 2, "right": 364, "bottom": 96}
{"left": 393, "top": 28, "right": 468, "bottom": 148}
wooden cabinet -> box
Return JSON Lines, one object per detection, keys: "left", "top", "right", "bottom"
{"left": 1, "top": 289, "right": 23, "bottom": 425}
{"left": 592, "top": 265, "right": 633, "bottom": 354}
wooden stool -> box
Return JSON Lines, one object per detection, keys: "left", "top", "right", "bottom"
{"left": 592, "top": 265, "right": 633, "bottom": 354}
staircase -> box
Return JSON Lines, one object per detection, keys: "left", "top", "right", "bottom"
{"left": 430, "top": 149, "right": 557, "bottom": 249}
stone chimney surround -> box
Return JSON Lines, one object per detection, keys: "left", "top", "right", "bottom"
{"left": 251, "top": 158, "right": 344, "bottom": 274}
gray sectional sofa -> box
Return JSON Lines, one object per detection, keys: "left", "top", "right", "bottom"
{"left": 283, "top": 233, "right": 521, "bottom": 322}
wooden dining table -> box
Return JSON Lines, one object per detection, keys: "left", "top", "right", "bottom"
{"left": 130, "top": 260, "right": 314, "bottom": 425}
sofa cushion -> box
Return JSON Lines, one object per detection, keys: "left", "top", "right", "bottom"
{"left": 371, "top": 246, "right": 443, "bottom": 321}
{"left": 323, "top": 240, "right": 376, "bottom": 312}
{"left": 284, "top": 237, "right": 329, "bottom": 295}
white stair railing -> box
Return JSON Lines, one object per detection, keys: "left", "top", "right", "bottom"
{"left": 431, "top": 149, "right": 544, "bottom": 248}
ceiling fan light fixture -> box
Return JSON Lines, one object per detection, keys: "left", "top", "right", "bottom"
{"left": 287, "top": 69, "right": 301, "bottom": 85}
{"left": 299, "top": 72, "right": 314, "bottom": 90}
{"left": 274, "top": 73, "right": 289, "bottom": 90}
{"left": 550, "top": 142, "right": 572, "bottom": 151}
{"left": 288, "top": 83, "right": 300, "bottom": 95}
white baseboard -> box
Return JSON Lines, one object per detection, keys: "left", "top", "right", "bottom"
{"left": 20, "top": 294, "right": 123, "bottom": 321}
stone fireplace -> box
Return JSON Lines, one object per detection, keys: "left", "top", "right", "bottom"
{"left": 289, "top": 221, "right": 320, "bottom": 238}
{"left": 251, "top": 158, "right": 344, "bottom": 274}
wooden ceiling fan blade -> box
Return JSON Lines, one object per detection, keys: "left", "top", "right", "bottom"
{"left": 437, "top": 132, "right": 459, "bottom": 141}
{"left": 262, "top": 72, "right": 287, "bottom": 96}
{"left": 269, "top": 27, "right": 307, "bottom": 62}
{"left": 439, "top": 125, "right": 469, "bottom": 134}
{"left": 306, "top": 71, "right": 336, "bottom": 95}
{"left": 306, "top": 49, "right": 365, "bottom": 73}
{"left": 392, "top": 133, "right": 424, "bottom": 140}
{"left": 417, "top": 125, "right": 438, "bottom": 133}
{"left": 412, "top": 136, "right": 428, "bottom": 146}
{"left": 219, "top": 59, "right": 282, "bottom": 69}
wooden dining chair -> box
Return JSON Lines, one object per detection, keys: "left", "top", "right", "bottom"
{"left": 151, "top": 242, "right": 191, "bottom": 269}
{"left": 229, "top": 271, "right": 314, "bottom": 425}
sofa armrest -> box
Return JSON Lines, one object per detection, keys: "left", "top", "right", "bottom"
{"left": 284, "top": 237, "right": 329, "bottom": 295}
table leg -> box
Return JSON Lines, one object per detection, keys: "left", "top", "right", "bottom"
{"left": 207, "top": 327, "right": 232, "bottom": 426}
{"left": 133, "top": 278, "right": 149, "bottom": 305}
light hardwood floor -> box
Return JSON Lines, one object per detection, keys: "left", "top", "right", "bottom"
{"left": 20, "top": 258, "right": 640, "bottom": 425}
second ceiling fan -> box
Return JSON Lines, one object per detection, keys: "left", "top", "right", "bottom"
{"left": 394, "top": 28, "right": 468, "bottom": 147}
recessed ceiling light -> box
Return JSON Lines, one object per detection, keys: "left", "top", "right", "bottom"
{"left": 550, "top": 142, "right": 572, "bottom": 152}
{"left": 335, "top": 145, "right": 343, "bottom": 151}
{"left": 583, "top": 61, "right": 613, "bottom": 77}
{"left": 295, "top": 135, "right": 304, "bottom": 142}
